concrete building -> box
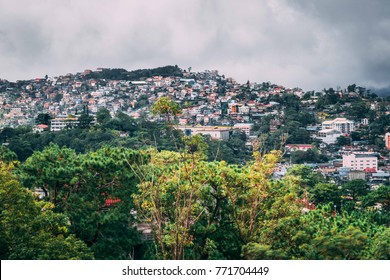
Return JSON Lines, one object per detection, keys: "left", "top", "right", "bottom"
{"left": 50, "top": 117, "right": 79, "bottom": 131}
{"left": 316, "top": 129, "right": 342, "bottom": 144}
{"left": 176, "top": 125, "right": 231, "bottom": 141}
{"left": 385, "top": 132, "right": 390, "bottom": 150}
{"left": 347, "top": 170, "right": 366, "bottom": 181}
{"left": 33, "top": 124, "right": 49, "bottom": 133}
{"left": 322, "top": 118, "right": 355, "bottom": 134}
{"left": 342, "top": 153, "right": 378, "bottom": 171}
{"left": 285, "top": 144, "right": 314, "bottom": 153}
{"left": 233, "top": 123, "right": 253, "bottom": 138}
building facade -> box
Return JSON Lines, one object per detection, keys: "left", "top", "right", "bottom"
{"left": 342, "top": 153, "right": 378, "bottom": 171}
{"left": 322, "top": 118, "right": 355, "bottom": 134}
{"left": 385, "top": 132, "right": 390, "bottom": 150}
{"left": 50, "top": 117, "right": 79, "bottom": 131}
{"left": 233, "top": 123, "right": 253, "bottom": 138}
{"left": 316, "top": 129, "right": 342, "bottom": 144}
{"left": 176, "top": 126, "right": 231, "bottom": 141}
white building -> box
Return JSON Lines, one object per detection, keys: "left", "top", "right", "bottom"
{"left": 285, "top": 144, "right": 314, "bottom": 153}
{"left": 316, "top": 129, "right": 342, "bottom": 144}
{"left": 176, "top": 126, "right": 231, "bottom": 141}
{"left": 233, "top": 123, "right": 253, "bottom": 138}
{"left": 322, "top": 118, "right": 355, "bottom": 134}
{"left": 361, "top": 118, "right": 369, "bottom": 126}
{"left": 50, "top": 117, "right": 79, "bottom": 131}
{"left": 342, "top": 153, "right": 378, "bottom": 171}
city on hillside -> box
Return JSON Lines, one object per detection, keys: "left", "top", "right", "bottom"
{"left": 1, "top": 65, "right": 390, "bottom": 261}
{"left": 1, "top": 66, "right": 390, "bottom": 188}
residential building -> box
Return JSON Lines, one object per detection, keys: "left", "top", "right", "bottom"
{"left": 316, "top": 129, "right": 342, "bottom": 144}
{"left": 176, "top": 125, "right": 231, "bottom": 141}
{"left": 347, "top": 170, "right": 366, "bottom": 181}
{"left": 233, "top": 123, "right": 253, "bottom": 138}
{"left": 342, "top": 153, "right": 378, "bottom": 171}
{"left": 50, "top": 117, "right": 79, "bottom": 131}
{"left": 33, "top": 124, "right": 49, "bottom": 133}
{"left": 322, "top": 118, "right": 355, "bottom": 133}
{"left": 385, "top": 132, "right": 390, "bottom": 150}
{"left": 285, "top": 144, "right": 314, "bottom": 153}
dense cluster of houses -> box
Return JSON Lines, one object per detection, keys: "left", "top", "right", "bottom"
{"left": 1, "top": 67, "right": 390, "bottom": 189}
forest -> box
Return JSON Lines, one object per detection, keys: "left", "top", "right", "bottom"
{"left": 83, "top": 65, "right": 183, "bottom": 81}
{"left": 0, "top": 98, "right": 389, "bottom": 260}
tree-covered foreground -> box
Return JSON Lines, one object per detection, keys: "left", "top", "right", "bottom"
{"left": 0, "top": 99, "right": 389, "bottom": 260}
{"left": 1, "top": 141, "right": 389, "bottom": 260}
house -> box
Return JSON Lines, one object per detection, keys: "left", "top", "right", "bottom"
{"left": 33, "top": 124, "right": 49, "bottom": 133}
{"left": 285, "top": 144, "right": 314, "bottom": 153}
{"left": 370, "top": 171, "right": 390, "bottom": 184}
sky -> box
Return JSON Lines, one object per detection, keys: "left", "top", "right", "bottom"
{"left": 0, "top": 0, "right": 389, "bottom": 91}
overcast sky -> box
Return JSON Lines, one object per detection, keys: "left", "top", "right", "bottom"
{"left": 0, "top": 0, "right": 389, "bottom": 91}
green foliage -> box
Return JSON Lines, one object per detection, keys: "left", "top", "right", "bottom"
{"left": 309, "top": 182, "right": 341, "bottom": 207}
{"left": 0, "top": 146, "right": 18, "bottom": 163}
{"left": 77, "top": 113, "right": 94, "bottom": 129}
{"left": 18, "top": 145, "right": 147, "bottom": 259}
{"left": 287, "top": 165, "right": 324, "bottom": 189}
{"left": 19, "top": 143, "right": 81, "bottom": 204}
{"left": 85, "top": 65, "right": 183, "bottom": 80}
{"left": 291, "top": 206, "right": 389, "bottom": 260}
{"left": 1, "top": 101, "right": 389, "bottom": 261}
{"left": 206, "top": 131, "right": 250, "bottom": 164}
{"left": 342, "top": 179, "right": 371, "bottom": 202}
{"left": 151, "top": 97, "right": 182, "bottom": 121}
{"left": 96, "top": 108, "right": 112, "bottom": 125}
{"left": 346, "top": 102, "right": 371, "bottom": 120}
{"left": 362, "top": 185, "right": 390, "bottom": 212}
{"left": 105, "top": 112, "right": 137, "bottom": 134}
{"left": 35, "top": 113, "right": 52, "bottom": 125}
{"left": 290, "top": 149, "right": 328, "bottom": 164}
{"left": 0, "top": 162, "right": 93, "bottom": 259}
{"left": 368, "top": 228, "right": 390, "bottom": 259}
{"left": 133, "top": 146, "right": 210, "bottom": 259}
{"left": 242, "top": 243, "right": 287, "bottom": 260}
{"left": 336, "top": 135, "right": 351, "bottom": 146}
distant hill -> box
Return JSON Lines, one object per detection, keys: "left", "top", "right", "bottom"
{"left": 84, "top": 65, "right": 183, "bottom": 80}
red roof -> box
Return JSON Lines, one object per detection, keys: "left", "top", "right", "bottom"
{"left": 37, "top": 124, "right": 49, "bottom": 128}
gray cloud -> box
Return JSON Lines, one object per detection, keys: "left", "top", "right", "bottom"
{"left": 0, "top": 0, "right": 389, "bottom": 91}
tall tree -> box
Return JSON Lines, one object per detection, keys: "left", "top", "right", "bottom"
{"left": 0, "top": 162, "right": 93, "bottom": 259}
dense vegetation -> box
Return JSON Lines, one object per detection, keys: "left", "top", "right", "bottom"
{"left": 0, "top": 110, "right": 250, "bottom": 164}
{"left": 0, "top": 98, "right": 389, "bottom": 260}
{"left": 1, "top": 142, "right": 388, "bottom": 260}
{"left": 84, "top": 65, "right": 183, "bottom": 81}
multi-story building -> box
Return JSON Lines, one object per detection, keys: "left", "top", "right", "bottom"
{"left": 385, "top": 132, "right": 390, "bottom": 150}
{"left": 50, "top": 117, "right": 79, "bottom": 131}
{"left": 176, "top": 125, "right": 231, "bottom": 141}
{"left": 342, "top": 153, "right": 378, "bottom": 171}
{"left": 316, "top": 129, "right": 342, "bottom": 144}
{"left": 322, "top": 118, "right": 355, "bottom": 134}
{"left": 233, "top": 123, "right": 253, "bottom": 138}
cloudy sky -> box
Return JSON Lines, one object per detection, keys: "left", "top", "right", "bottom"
{"left": 0, "top": 0, "right": 389, "bottom": 91}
